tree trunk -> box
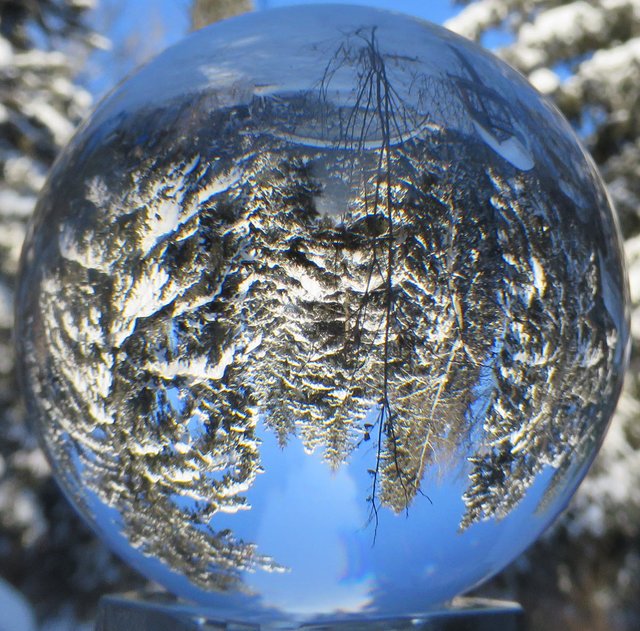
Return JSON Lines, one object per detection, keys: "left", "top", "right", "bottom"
{"left": 192, "top": 0, "right": 253, "bottom": 29}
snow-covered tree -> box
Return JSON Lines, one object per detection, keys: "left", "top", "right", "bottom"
{"left": 447, "top": 2, "right": 640, "bottom": 629}
{"left": 0, "top": 0, "right": 143, "bottom": 622}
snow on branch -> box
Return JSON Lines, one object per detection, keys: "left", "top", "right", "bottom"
{"left": 503, "top": 0, "right": 640, "bottom": 72}
{"left": 557, "top": 36, "right": 640, "bottom": 125}
{"left": 445, "top": 0, "right": 510, "bottom": 40}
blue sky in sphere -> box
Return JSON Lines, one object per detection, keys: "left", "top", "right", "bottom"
{"left": 86, "top": 0, "right": 459, "bottom": 97}
{"left": 257, "top": 0, "right": 456, "bottom": 23}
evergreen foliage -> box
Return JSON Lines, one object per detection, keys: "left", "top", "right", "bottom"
{"left": 0, "top": 0, "right": 142, "bottom": 622}
{"left": 447, "top": 2, "right": 640, "bottom": 628}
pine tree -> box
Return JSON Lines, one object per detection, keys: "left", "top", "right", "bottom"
{"left": 0, "top": 0, "right": 144, "bottom": 621}
{"left": 19, "top": 98, "right": 294, "bottom": 591}
{"left": 447, "top": 2, "right": 640, "bottom": 628}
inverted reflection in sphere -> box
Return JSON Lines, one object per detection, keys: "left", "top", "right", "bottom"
{"left": 16, "top": 4, "right": 629, "bottom": 625}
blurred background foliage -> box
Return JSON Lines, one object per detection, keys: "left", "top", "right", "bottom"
{"left": 0, "top": 0, "right": 638, "bottom": 629}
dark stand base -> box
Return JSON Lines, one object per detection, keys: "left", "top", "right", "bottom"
{"left": 95, "top": 594, "right": 523, "bottom": 631}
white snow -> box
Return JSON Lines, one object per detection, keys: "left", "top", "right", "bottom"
{"left": 119, "top": 265, "right": 170, "bottom": 323}
{"left": 574, "top": 36, "right": 640, "bottom": 87}
{"left": 58, "top": 225, "right": 113, "bottom": 273}
{"left": 624, "top": 233, "right": 640, "bottom": 302}
{"left": 85, "top": 176, "right": 109, "bottom": 207}
{"left": 217, "top": 501, "right": 251, "bottom": 514}
{"left": 0, "top": 281, "right": 13, "bottom": 328}
{"left": 519, "top": 2, "right": 605, "bottom": 50}
{"left": 5, "top": 157, "right": 46, "bottom": 192}
{"left": 11, "top": 449, "right": 50, "bottom": 479}
{"left": 174, "top": 442, "right": 191, "bottom": 455}
{"left": 197, "top": 166, "right": 243, "bottom": 205}
{"left": 472, "top": 120, "right": 534, "bottom": 170}
{"left": 21, "top": 99, "right": 76, "bottom": 145}
{"left": 241, "top": 330, "right": 263, "bottom": 358}
{"left": 528, "top": 67, "right": 560, "bottom": 94}
{"left": 129, "top": 442, "right": 162, "bottom": 457}
{"left": 530, "top": 256, "right": 546, "bottom": 296}
{"left": 86, "top": 5, "right": 467, "bottom": 133}
{"left": 14, "top": 49, "right": 68, "bottom": 70}
{"left": 445, "top": 0, "right": 507, "bottom": 41}
{"left": 287, "top": 264, "right": 327, "bottom": 301}
{"left": 70, "top": 0, "right": 95, "bottom": 9}
{"left": 167, "top": 468, "right": 199, "bottom": 483}
{"left": 0, "top": 190, "right": 37, "bottom": 218}
{"left": 0, "top": 36, "right": 13, "bottom": 66}
{"left": 139, "top": 198, "right": 182, "bottom": 253}
{"left": 569, "top": 386, "right": 640, "bottom": 537}
{"left": 144, "top": 345, "right": 236, "bottom": 383}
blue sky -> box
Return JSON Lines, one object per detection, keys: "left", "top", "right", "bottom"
{"left": 85, "top": 0, "right": 459, "bottom": 98}
{"left": 258, "top": 0, "right": 455, "bottom": 22}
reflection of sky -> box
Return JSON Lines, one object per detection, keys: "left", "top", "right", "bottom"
{"left": 86, "top": 0, "right": 516, "bottom": 101}
{"left": 258, "top": 0, "right": 454, "bottom": 25}
{"left": 84, "top": 1, "right": 189, "bottom": 98}
{"left": 246, "top": 428, "right": 374, "bottom": 614}
{"left": 59, "top": 394, "right": 598, "bottom": 624}
{"left": 86, "top": 1, "right": 459, "bottom": 99}
{"left": 204, "top": 418, "right": 570, "bottom": 619}
{"left": 257, "top": 1, "right": 512, "bottom": 48}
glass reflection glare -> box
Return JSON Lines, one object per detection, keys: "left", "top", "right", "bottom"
{"left": 15, "top": 4, "right": 628, "bottom": 624}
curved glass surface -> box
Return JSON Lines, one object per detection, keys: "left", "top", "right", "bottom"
{"left": 16, "top": 5, "right": 629, "bottom": 625}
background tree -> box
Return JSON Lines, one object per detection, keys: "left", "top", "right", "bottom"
{"left": 0, "top": 0, "right": 258, "bottom": 622}
{"left": 0, "top": 0, "right": 258, "bottom": 626}
{"left": 191, "top": 0, "right": 253, "bottom": 30}
{"left": 446, "top": 2, "right": 640, "bottom": 629}
{"left": 0, "top": 0, "right": 143, "bottom": 624}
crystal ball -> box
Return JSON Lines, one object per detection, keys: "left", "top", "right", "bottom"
{"left": 15, "top": 4, "right": 629, "bottom": 624}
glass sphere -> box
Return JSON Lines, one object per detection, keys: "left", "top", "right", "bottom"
{"left": 16, "top": 4, "right": 629, "bottom": 625}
